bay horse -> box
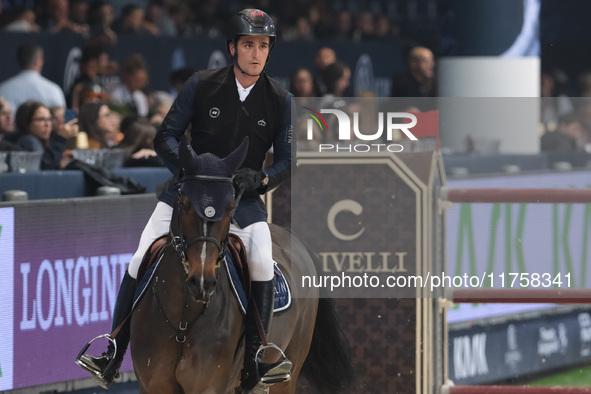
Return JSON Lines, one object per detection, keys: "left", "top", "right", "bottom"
{"left": 129, "top": 138, "right": 353, "bottom": 393}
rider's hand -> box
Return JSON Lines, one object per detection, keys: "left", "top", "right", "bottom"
{"left": 233, "top": 168, "right": 267, "bottom": 192}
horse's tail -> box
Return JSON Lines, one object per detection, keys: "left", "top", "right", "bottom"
{"left": 298, "top": 248, "right": 356, "bottom": 393}
{"left": 301, "top": 296, "right": 355, "bottom": 393}
{"left": 288, "top": 232, "right": 355, "bottom": 392}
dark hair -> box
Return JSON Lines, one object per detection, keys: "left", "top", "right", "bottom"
{"left": 117, "top": 116, "right": 157, "bottom": 160}
{"left": 121, "top": 4, "right": 141, "bottom": 20}
{"left": 15, "top": 100, "right": 46, "bottom": 133}
{"left": 289, "top": 67, "right": 313, "bottom": 96}
{"left": 16, "top": 42, "right": 42, "bottom": 70}
{"left": 320, "top": 60, "right": 349, "bottom": 95}
{"left": 78, "top": 101, "right": 109, "bottom": 147}
{"left": 87, "top": 0, "right": 109, "bottom": 26}
{"left": 122, "top": 53, "right": 147, "bottom": 75}
{"left": 80, "top": 43, "right": 107, "bottom": 64}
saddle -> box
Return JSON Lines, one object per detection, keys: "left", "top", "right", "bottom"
{"left": 133, "top": 233, "right": 290, "bottom": 314}
{"left": 134, "top": 233, "right": 252, "bottom": 301}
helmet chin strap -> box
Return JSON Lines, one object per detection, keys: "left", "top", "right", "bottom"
{"left": 234, "top": 59, "right": 262, "bottom": 78}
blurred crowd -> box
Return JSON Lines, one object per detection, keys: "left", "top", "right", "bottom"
{"left": 0, "top": 0, "right": 441, "bottom": 170}
{"left": 0, "top": 0, "right": 437, "bottom": 43}
{"left": 0, "top": 39, "right": 169, "bottom": 170}
{"left": 539, "top": 69, "right": 591, "bottom": 156}
{"left": 1, "top": 0, "right": 590, "bottom": 170}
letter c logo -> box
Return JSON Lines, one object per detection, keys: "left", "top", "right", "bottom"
{"left": 327, "top": 199, "right": 365, "bottom": 241}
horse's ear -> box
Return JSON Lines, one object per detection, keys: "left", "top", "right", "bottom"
{"left": 222, "top": 137, "right": 249, "bottom": 173}
{"left": 178, "top": 135, "right": 199, "bottom": 171}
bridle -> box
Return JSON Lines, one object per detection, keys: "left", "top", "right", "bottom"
{"left": 153, "top": 173, "right": 242, "bottom": 354}
{"left": 169, "top": 174, "right": 242, "bottom": 275}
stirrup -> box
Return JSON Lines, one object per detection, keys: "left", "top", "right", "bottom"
{"left": 255, "top": 343, "right": 292, "bottom": 384}
{"left": 75, "top": 334, "right": 118, "bottom": 381}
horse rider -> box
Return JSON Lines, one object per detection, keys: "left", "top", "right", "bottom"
{"left": 76, "top": 8, "right": 293, "bottom": 392}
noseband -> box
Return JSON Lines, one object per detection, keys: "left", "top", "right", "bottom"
{"left": 169, "top": 174, "right": 238, "bottom": 275}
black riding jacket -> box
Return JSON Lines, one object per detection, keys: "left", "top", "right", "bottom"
{"left": 154, "top": 65, "right": 293, "bottom": 224}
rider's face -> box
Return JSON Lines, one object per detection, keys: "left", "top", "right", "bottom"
{"left": 231, "top": 35, "right": 270, "bottom": 76}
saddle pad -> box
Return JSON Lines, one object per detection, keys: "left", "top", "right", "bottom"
{"left": 132, "top": 250, "right": 292, "bottom": 314}
{"left": 225, "top": 252, "right": 292, "bottom": 315}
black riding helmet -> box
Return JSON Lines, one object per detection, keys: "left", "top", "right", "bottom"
{"left": 226, "top": 9, "right": 276, "bottom": 74}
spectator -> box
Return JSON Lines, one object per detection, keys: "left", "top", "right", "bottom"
{"left": 9, "top": 100, "right": 78, "bottom": 169}
{"left": 67, "top": 43, "right": 112, "bottom": 111}
{"left": 0, "top": 42, "right": 67, "bottom": 116}
{"left": 110, "top": 53, "right": 150, "bottom": 116}
{"left": 146, "top": 0, "right": 176, "bottom": 36}
{"left": 290, "top": 68, "right": 316, "bottom": 151}
{"left": 116, "top": 115, "right": 163, "bottom": 167}
{"left": 289, "top": 67, "right": 314, "bottom": 98}
{"left": 78, "top": 101, "right": 121, "bottom": 148}
{"left": 87, "top": 0, "right": 117, "bottom": 46}
{"left": 307, "top": 2, "right": 331, "bottom": 39}
{"left": 69, "top": 0, "right": 89, "bottom": 26}
{"left": 0, "top": 97, "right": 15, "bottom": 138}
{"left": 312, "top": 46, "right": 336, "bottom": 96}
{"left": 191, "top": 0, "right": 225, "bottom": 37}
{"left": 541, "top": 69, "right": 574, "bottom": 133}
{"left": 283, "top": 16, "right": 314, "bottom": 41}
{"left": 113, "top": 4, "right": 159, "bottom": 35}
{"left": 168, "top": 3, "right": 192, "bottom": 37}
{"left": 38, "top": 0, "right": 89, "bottom": 35}
{"left": 318, "top": 60, "right": 351, "bottom": 144}
{"left": 332, "top": 9, "right": 353, "bottom": 40}
{"left": 0, "top": 96, "right": 21, "bottom": 151}
{"left": 320, "top": 59, "right": 351, "bottom": 99}
{"left": 49, "top": 105, "right": 66, "bottom": 135}
{"left": 352, "top": 10, "right": 375, "bottom": 41}
{"left": 390, "top": 46, "right": 437, "bottom": 98}
{"left": 2, "top": 6, "right": 40, "bottom": 32}
{"left": 375, "top": 15, "right": 397, "bottom": 40}
{"left": 147, "top": 90, "right": 173, "bottom": 126}
{"left": 541, "top": 112, "right": 586, "bottom": 152}
{"left": 49, "top": 104, "right": 79, "bottom": 150}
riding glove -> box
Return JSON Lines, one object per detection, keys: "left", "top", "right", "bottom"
{"left": 233, "top": 168, "right": 267, "bottom": 192}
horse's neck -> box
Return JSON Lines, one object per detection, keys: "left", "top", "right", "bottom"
{"left": 155, "top": 248, "right": 199, "bottom": 321}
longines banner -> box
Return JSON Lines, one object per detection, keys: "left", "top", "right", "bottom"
{"left": 0, "top": 196, "right": 156, "bottom": 391}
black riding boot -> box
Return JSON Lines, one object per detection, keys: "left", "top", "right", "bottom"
{"left": 77, "top": 270, "right": 137, "bottom": 389}
{"left": 241, "top": 280, "right": 292, "bottom": 393}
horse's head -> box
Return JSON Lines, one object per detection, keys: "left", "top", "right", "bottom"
{"left": 170, "top": 136, "right": 248, "bottom": 303}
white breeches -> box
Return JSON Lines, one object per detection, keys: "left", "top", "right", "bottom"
{"left": 128, "top": 201, "right": 172, "bottom": 279}
{"left": 127, "top": 201, "right": 274, "bottom": 281}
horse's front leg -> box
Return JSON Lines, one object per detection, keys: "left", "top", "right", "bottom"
{"left": 175, "top": 345, "right": 242, "bottom": 394}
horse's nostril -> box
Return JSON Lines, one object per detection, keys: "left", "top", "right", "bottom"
{"left": 204, "top": 278, "right": 217, "bottom": 292}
